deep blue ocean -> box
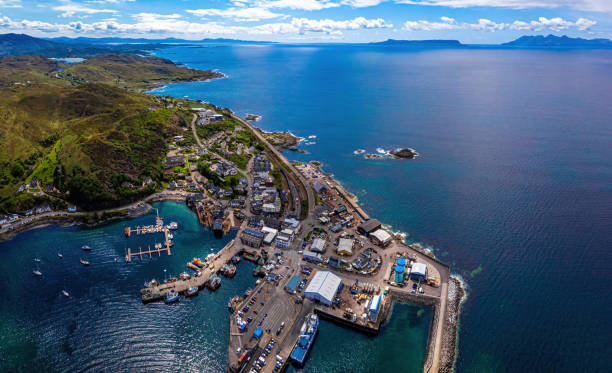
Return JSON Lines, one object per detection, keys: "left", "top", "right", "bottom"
{"left": 151, "top": 44, "right": 612, "bottom": 372}
{"left": 1, "top": 44, "right": 611, "bottom": 373}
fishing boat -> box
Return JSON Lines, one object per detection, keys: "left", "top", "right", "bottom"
{"left": 290, "top": 313, "right": 319, "bottom": 368}
{"left": 167, "top": 222, "right": 178, "bottom": 230}
{"left": 179, "top": 272, "right": 191, "bottom": 281}
{"left": 33, "top": 269, "right": 42, "bottom": 276}
{"left": 231, "top": 256, "right": 241, "bottom": 264}
{"left": 79, "top": 259, "right": 90, "bottom": 266}
{"left": 164, "top": 290, "right": 179, "bottom": 304}
{"left": 185, "top": 286, "right": 199, "bottom": 297}
{"left": 225, "top": 264, "right": 236, "bottom": 278}
{"left": 206, "top": 274, "right": 221, "bottom": 291}
{"left": 228, "top": 295, "right": 241, "bottom": 312}
{"left": 165, "top": 277, "right": 178, "bottom": 284}
{"left": 61, "top": 290, "right": 70, "bottom": 297}
{"left": 33, "top": 258, "right": 41, "bottom": 262}
{"left": 192, "top": 258, "right": 205, "bottom": 268}
{"left": 187, "top": 262, "right": 200, "bottom": 271}
{"left": 81, "top": 245, "right": 92, "bottom": 252}
{"left": 144, "top": 279, "right": 159, "bottom": 288}
{"left": 168, "top": 233, "right": 174, "bottom": 240}
{"left": 57, "top": 253, "right": 63, "bottom": 258}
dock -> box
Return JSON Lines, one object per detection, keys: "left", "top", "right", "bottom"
{"left": 140, "top": 239, "right": 241, "bottom": 303}
{"left": 124, "top": 208, "right": 174, "bottom": 263}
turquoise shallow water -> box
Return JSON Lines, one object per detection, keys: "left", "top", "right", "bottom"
{"left": 0, "top": 202, "right": 431, "bottom": 372}
{"left": 151, "top": 44, "right": 612, "bottom": 372}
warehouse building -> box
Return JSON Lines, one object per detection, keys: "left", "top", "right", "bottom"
{"left": 371, "top": 229, "right": 392, "bottom": 247}
{"left": 336, "top": 238, "right": 354, "bottom": 256}
{"left": 357, "top": 219, "right": 381, "bottom": 235}
{"left": 410, "top": 262, "right": 428, "bottom": 282}
{"left": 304, "top": 271, "right": 343, "bottom": 306}
{"left": 240, "top": 228, "right": 264, "bottom": 248}
{"left": 310, "top": 237, "right": 326, "bottom": 253}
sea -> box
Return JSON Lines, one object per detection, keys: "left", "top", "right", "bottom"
{"left": 2, "top": 44, "right": 612, "bottom": 372}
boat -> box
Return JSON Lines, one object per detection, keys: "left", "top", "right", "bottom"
{"left": 144, "top": 279, "right": 159, "bottom": 288}
{"left": 228, "top": 295, "right": 241, "bottom": 312}
{"left": 79, "top": 259, "right": 90, "bottom": 266}
{"left": 168, "top": 233, "right": 174, "bottom": 240}
{"left": 167, "top": 222, "right": 178, "bottom": 230}
{"left": 57, "top": 253, "right": 63, "bottom": 258}
{"left": 225, "top": 264, "right": 236, "bottom": 278}
{"left": 231, "top": 256, "right": 241, "bottom": 264}
{"left": 192, "top": 258, "right": 205, "bottom": 268}
{"left": 33, "top": 258, "right": 41, "bottom": 262}
{"left": 206, "top": 274, "right": 221, "bottom": 291}
{"left": 187, "top": 262, "right": 200, "bottom": 271}
{"left": 289, "top": 313, "right": 319, "bottom": 368}
{"left": 165, "top": 277, "right": 178, "bottom": 284}
{"left": 81, "top": 245, "right": 92, "bottom": 252}
{"left": 179, "top": 272, "right": 191, "bottom": 281}
{"left": 61, "top": 290, "right": 69, "bottom": 297}
{"left": 185, "top": 286, "right": 199, "bottom": 297}
{"left": 33, "top": 269, "right": 42, "bottom": 276}
{"left": 164, "top": 290, "right": 180, "bottom": 304}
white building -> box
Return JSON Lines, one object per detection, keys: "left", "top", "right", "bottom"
{"left": 371, "top": 229, "right": 392, "bottom": 246}
{"left": 304, "top": 271, "right": 342, "bottom": 306}
{"left": 310, "top": 238, "right": 326, "bottom": 253}
{"left": 337, "top": 238, "right": 353, "bottom": 256}
{"left": 262, "top": 226, "right": 278, "bottom": 245}
{"left": 369, "top": 294, "right": 381, "bottom": 321}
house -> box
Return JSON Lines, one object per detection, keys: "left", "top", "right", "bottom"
{"left": 45, "top": 186, "right": 55, "bottom": 193}
{"left": 18, "top": 184, "right": 27, "bottom": 193}
{"left": 35, "top": 205, "right": 51, "bottom": 214}
{"left": 25, "top": 209, "right": 34, "bottom": 216}
{"left": 9, "top": 214, "right": 19, "bottom": 222}
{"left": 29, "top": 179, "right": 39, "bottom": 188}
{"left": 142, "top": 176, "right": 154, "bottom": 187}
{"left": 210, "top": 114, "right": 224, "bottom": 122}
{"left": 312, "top": 180, "right": 328, "bottom": 195}
{"left": 165, "top": 155, "right": 185, "bottom": 168}
{"left": 67, "top": 205, "right": 77, "bottom": 213}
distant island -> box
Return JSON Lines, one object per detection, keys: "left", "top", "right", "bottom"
{"left": 502, "top": 34, "right": 612, "bottom": 48}
{"left": 45, "top": 36, "right": 276, "bottom": 45}
{"left": 372, "top": 39, "right": 462, "bottom": 47}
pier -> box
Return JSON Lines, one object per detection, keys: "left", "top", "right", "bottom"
{"left": 124, "top": 208, "right": 174, "bottom": 263}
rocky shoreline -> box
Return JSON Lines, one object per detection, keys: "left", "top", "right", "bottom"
{"left": 438, "top": 276, "right": 467, "bottom": 373}
{"left": 259, "top": 129, "right": 306, "bottom": 153}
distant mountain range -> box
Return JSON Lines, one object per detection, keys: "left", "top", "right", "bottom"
{"left": 503, "top": 34, "right": 612, "bottom": 47}
{"left": 2, "top": 33, "right": 612, "bottom": 57}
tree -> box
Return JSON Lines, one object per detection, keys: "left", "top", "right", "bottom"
{"left": 11, "top": 161, "right": 25, "bottom": 179}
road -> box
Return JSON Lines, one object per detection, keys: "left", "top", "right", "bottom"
{"left": 230, "top": 113, "right": 315, "bottom": 216}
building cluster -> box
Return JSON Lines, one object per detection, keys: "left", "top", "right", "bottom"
{"left": 193, "top": 107, "right": 224, "bottom": 125}
{"left": 249, "top": 152, "right": 281, "bottom": 215}
{"left": 240, "top": 216, "right": 301, "bottom": 251}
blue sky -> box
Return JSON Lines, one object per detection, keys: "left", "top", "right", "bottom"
{"left": 0, "top": 0, "right": 611, "bottom": 43}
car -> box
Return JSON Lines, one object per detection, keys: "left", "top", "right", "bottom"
{"left": 276, "top": 328, "right": 281, "bottom": 336}
{"left": 242, "top": 306, "right": 249, "bottom": 312}
{"left": 280, "top": 322, "right": 285, "bottom": 329}
{"left": 258, "top": 320, "right": 263, "bottom": 326}
{"left": 264, "top": 313, "right": 268, "bottom": 318}
{"left": 247, "top": 317, "right": 253, "bottom": 323}
{"left": 253, "top": 309, "right": 258, "bottom": 314}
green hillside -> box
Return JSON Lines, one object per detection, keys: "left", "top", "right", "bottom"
{"left": 0, "top": 54, "right": 218, "bottom": 213}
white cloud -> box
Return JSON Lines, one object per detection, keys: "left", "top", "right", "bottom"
{"left": 403, "top": 16, "right": 597, "bottom": 32}
{"left": 396, "top": 0, "right": 612, "bottom": 12}
{"left": 53, "top": 2, "right": 119, "bottom": 18}
{"left": 341, "top": 0, "right": 386, "bottom": 7}
{"left": 233, "top": 0, "right": 341, "bottom": 11}
{"left": 0, "top": 14, "right": 391, "bottom": 37}
{"left": 290, "top": 16, "right": 392, "bottom": 34}
{"left": 187, "top": 7, "right": 285, "bottom": 22}
{"left": 0, "top": 0, "right": 21, "bottom": 8}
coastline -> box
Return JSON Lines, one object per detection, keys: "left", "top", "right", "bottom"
{"left": 0, "top": 192, "right": 186, "bottom": 243}
{"left": 0, "top": 82, "right": 464, "bottom": 372}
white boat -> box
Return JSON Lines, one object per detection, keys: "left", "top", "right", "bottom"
{"left": 33, "top": 270, "right": 42, "bottom": 276}
{"left": 167, "top": 222, "right": 178, "bottom": 230}
{"left": 57, "top": 253, "right": 63, "bottom": 258}
{"left": 61, "top": 290, "right": 70, "bottom": 297}
{"left": 33, "top": 258, "right": 41, "bottom": 262}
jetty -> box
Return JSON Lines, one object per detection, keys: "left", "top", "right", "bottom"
{"left": 124, "top": 208, "right": 173, "bottom": 263}
{"left": 140, "top": 239, "right": 241, "bottom": 303}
